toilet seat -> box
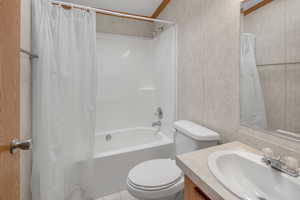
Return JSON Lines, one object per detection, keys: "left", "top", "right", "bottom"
{"left": 128, "top": 159, "right": 183, "bottom": 190}
{"left": 126, "top": 159, "right": 184, "bottom": 199}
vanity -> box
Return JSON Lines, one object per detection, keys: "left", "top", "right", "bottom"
{"left": 176, "top": 142, "right": 300, "bottom": 200}
{"left": 184, "top": 176, "right": 211, "bottom": 200}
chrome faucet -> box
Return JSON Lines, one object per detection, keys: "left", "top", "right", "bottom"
{"left": 152, "top": 107, "right": 163, "bottom": 131}
{"left": 262, "top": 154, "right": 299, "bottom": 177}
{"left": 155, "top": 107, "right": 163, "bottom": 120}
{"left": 152, "top": 121, "right": 162, "bottom": 128}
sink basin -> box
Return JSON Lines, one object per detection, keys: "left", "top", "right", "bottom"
{"left": 208, "top": 150, "right": 300, "bottom": 200}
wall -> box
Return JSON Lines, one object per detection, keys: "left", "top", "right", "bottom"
{"left": 20, "top": 0, "right": 32, "bottom": 200}
{"left": 95, "top": 13, "right": 157, "bottom": 131}
{"left": 152, "top": 27, "right": 177, "bottom": 138}
{"left": 95, "top": 29, "right": 176, "bottom": 136}
{"left": 96, "top": 14, "right": 154, "bottom": 38}
{"left": 95, "top": 13, "right": 158, "bottom": 132}
{"left": 159, "top": 0, "right": 241, "bottom": 142}
{"left": 95, "top": 33, "right": 156, "bottom": 132}
{"left": 243, "top": 0, "right": 300, "bottom": 134}
{"left": 159, "top": 0, "right": 300, "bottom": 157}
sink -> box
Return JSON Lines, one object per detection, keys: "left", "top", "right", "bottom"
{"left": 208, "top": 150, "right": 300, "bottom": 200}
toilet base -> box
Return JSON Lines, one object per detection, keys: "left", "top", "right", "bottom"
{"left": 132, "top": 191, "right": 183, "bottom": 200}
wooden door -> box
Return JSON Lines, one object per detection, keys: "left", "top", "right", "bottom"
{"left": 0, "top": 0, "right": 21, "bottom": 200}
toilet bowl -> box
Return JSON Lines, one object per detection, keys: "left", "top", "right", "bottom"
{"left": 126, "top": 120, "right": 220, "bottom": 200}
{"left": 127, "top": 159, "right": 184, "bottom": 200}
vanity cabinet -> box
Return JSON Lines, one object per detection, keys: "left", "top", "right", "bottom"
{"left": 184, "top": 176, "right": 211, "bottom": 200}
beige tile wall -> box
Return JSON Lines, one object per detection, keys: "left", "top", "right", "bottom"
{"left": 159, "top": 0, "right": 241, "bottom": 142}
{"left": 159, "top": 0, "right": 300, "bottom": 157}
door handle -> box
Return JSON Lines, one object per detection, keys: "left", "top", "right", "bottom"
{"left": 10, "top": 139, "right": 32, "bottom": 154}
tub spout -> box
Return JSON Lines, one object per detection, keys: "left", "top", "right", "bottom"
{"left": 152, "top": 121, "right": 162, "bottom": 131}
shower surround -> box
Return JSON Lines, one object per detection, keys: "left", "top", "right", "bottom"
{"left": 93, "top": 27, "right": 177, "bottom": 198}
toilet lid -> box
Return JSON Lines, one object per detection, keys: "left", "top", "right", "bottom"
{"left": 128, "top": 159, "right": 183, "bottom": 190}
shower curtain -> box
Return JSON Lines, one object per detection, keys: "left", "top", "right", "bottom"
{"left": 31, "top": 0, "right": 97, "bottom": 200}
{"left": 240, "top": 33, "right": 267, "bottom": 129}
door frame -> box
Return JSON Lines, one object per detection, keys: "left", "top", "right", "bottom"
{"left": 0, "top": 0, "right": 21, "bottom": 199}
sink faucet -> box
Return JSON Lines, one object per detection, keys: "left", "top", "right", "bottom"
{"left": 262, "top": 148, "right": 299, "bottom": 177}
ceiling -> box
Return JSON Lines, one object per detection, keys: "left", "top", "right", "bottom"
{"left": 60, "top": 0, "right": 164, "bottom": 17}
{"left": 241, "top": 0, "right": 273, "bottom": 16}
{"left": 241, "top": 0, "right": 263, "bottom": 11}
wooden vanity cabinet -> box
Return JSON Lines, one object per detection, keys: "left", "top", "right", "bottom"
{"left": 184, "top": 176, "right": 211, "bottom": 200}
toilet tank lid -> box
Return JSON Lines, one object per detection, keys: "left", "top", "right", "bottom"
{"left": 174, "top": 120, "right": 220, "bottom": 141}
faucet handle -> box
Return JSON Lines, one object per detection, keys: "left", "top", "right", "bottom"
{"left": 283, "top": 156, "right": 299, "bottom": 170}
{"left": 155, "top": 107, "right": 163, "bottom": 119}
{"left": 262, "top": 147, "right": 274, "bottom": 158}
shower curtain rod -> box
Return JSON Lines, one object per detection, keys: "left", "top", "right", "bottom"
{"left": 50, "top": 0, "right": 175, "bottom": 24}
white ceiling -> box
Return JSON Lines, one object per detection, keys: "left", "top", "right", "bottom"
{"left": 60, "top": 0, "right": 163, "bottom": 16}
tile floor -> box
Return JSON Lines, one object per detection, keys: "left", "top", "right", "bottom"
{"left": 96, "top": 190, "right": 138, "bottom": 200}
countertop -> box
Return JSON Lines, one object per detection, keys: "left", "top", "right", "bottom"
{"left": 176, "top": 141, "right": 262, "bottom": 200}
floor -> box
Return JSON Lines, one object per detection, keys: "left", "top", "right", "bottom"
{"left": 96, "top": 190, "right": 138, "bottom": 200}
{"left": 97, "top": 190, "right": 184, "bottom": 200}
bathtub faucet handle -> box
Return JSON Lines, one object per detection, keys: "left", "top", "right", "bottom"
{"left": 155, "top": 107, "right": 163, "bottom": 120}
{"left": 152, "top": 121, "right": 162, "bottom": 132}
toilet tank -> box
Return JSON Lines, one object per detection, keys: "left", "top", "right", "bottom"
{"left": 174, "top": 120, "right": 220, "bottom": 155}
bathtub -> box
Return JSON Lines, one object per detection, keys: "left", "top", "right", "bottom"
{"left": 92, "top": 127, "right": 174, "bottom": 198}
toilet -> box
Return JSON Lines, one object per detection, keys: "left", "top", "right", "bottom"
{"left": 126, "top": 120, "right": 220, "bottom": 200}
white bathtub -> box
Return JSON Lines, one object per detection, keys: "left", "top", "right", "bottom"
{"left": 92, "top": 127, "right": 174, "bottom": 198}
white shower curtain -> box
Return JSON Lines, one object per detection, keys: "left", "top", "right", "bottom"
{"left": 240, "top": 33, "right": 267, "bottom": 129}
{"left": 31, "top": 0, "right": 97, "bottom": 200}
